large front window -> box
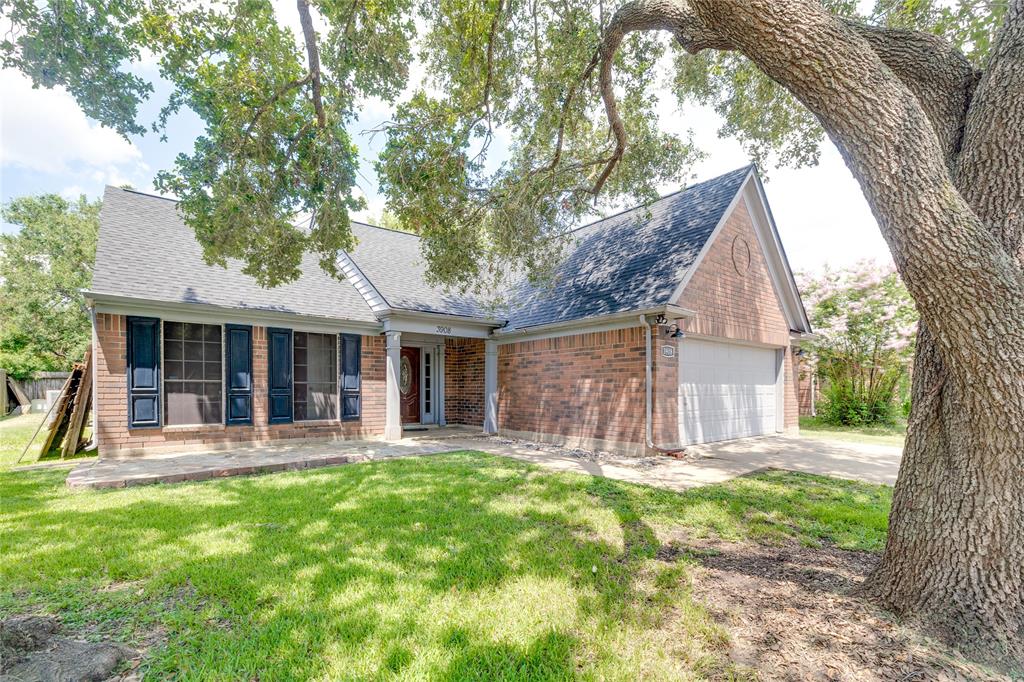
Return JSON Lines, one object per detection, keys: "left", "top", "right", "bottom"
{"left": 294, "top": 331, "right": 337, "bottom": 421}
{"left": 163, "top": 322, "right": 222, "bottom": 425}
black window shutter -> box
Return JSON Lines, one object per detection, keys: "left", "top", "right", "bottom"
{"left": 225, "top": 324, "right": 253, "bottom": 425}
{"left": 340, "top": 334, "right": 361, "bottom": 420}
{"left": 267, "top": 327, "right": 293, "bottom": 424}
{"left": 126, "top": 316, "right": 161, "bottom": 428}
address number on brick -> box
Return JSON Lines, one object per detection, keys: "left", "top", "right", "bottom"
{"left": 661, "top": 345, "right": 676, "bottom": 358}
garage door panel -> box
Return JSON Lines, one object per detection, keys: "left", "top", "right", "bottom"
{"left": 679, "top": 339, "right": 779, "bottom": 445}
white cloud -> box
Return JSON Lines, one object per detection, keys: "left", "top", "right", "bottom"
{"left": 0, "top": 70, "right": 148, "bottom": 180}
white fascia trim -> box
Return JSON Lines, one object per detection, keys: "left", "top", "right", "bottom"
{"left": 747, "top": 173, "right": 813, "bottom": 333}
{"left": 85, "top": 291, "right": 383, "bottom": 335}
{"left": 379, "top": 308, "right": 506, "bottom": 327}
{"left": 336, "top": 252, "right": 389, "bottom": 314}
{"left": 790, "top": 331, "right": 819, "bottom": 344}
{"left": 667, "top": 167, "right": 754, "bottom": 304}
{"left": 492, "top": 304, "right": 696, "bottom": 344}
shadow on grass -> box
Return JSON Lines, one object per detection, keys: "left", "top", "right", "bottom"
{"left": 0, "top": 454, "right": 890, "bottom": 678}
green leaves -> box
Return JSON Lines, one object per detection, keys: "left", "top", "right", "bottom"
{"left": 148, "top": 0, "right": 361, "bottom": 287}
{"left": 0, "top": 0, "right": 1006, "bottom": 292}
{"left": 798, "top": 263, "right": 918, "bottom": 426}
{"left": 0, "top": 195, "right": 99, "bottom": 378}
{"left": 378, "top": 1, "right": 697, "bottom": 294}
{"left": 1, "top": 0, "right": 153, "bottom": 136}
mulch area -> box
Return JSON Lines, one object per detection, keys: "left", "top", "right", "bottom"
{"left": 668, "top": 535, "right": 1011, "bottom": 681}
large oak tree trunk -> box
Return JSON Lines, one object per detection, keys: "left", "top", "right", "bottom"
{"left": 602, "top": 0, "right": 1024, "bottom": 665}
{"left": 862, "top": 327, "right": 1024, "bottom": 663}
{"left": 860, "top": 3, "right": 1024, "bottom": 662}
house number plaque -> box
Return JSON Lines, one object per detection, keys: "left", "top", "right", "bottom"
{"left": 661, "top": 345, "right": 676, "bottom": 358}
{"left": 435, "top": 325, "right": 453, "bottom": 335}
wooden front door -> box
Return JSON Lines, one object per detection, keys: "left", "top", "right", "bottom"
{"left": 399, "top": 346, "right": 420, "bottom": 423}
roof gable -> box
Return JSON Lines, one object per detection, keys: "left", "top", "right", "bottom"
{"left": 501, "top": 165, "right": 753, "bottom": 330}
{"left": 343, "top": 222, "right": 488, "bottom": 318}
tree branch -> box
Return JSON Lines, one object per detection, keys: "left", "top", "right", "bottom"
{"left": 243, "top": 74, "right": 313, "bottom": 138}
{"left": 297, "top": 0, "right": 326, "bottom": 128}
{"left": 844, "top": 20, "right": 980, "bottom": 166}
{"left": 590, "top": 0, "right": 729, "bottom": 195}
{"left": 954, "top": 0, "right": 1024, "bottom": 259}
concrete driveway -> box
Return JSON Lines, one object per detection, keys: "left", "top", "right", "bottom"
{"left": 453, "top": 434, "right": 903, "bottom": 492}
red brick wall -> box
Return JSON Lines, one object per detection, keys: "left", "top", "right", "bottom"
{"left": 497, "top": 328, "right": 648, "bottom": 450}
{"left": 444, "top": 338, "right": 484, "bottom": 426}
{"left": 675, "top": 197, "right": 799, "bottom": 430}
{"left": 94, "top": 313, "right": 386, "bottom": 456}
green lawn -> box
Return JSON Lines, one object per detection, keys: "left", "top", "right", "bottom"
{"left": 0, "top": 412, "right": 47, "bottom": 468}
{"left": 0, "top": 453, "right": 891, "bottom": 680}
{"left": 0, "top": 411, "right": 95, "bottom": 469}
{"left": 799, "top": 415, "right": 907, "bottom": 447}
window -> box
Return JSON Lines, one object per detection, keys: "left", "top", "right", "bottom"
{"left": 294, "top": 331, "right": 337, "bottom": 421}
{"left": 163, "top": 322, "right": 222, "bottom": 425}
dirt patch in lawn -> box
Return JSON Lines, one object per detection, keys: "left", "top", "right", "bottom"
{"left": 0, "top": 582, "right": 206, "bottom": 681}
{"left": 668, "top": 536, "right": 1010, "bottom": 681}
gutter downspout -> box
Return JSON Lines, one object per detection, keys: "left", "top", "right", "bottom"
{"left": 87, "top": 305, "right": 98, "bottom": 452}
{"left": 640, "top": 315, "right": 685, "bottom": 457}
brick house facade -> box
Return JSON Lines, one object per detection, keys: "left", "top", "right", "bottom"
{"left": 94, "top": 313, "right": 388, "bottom": 456}
{"left": 87, "top": 165, "right": 812, "bottom": 458}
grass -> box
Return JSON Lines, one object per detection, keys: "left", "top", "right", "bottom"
{"left": 799, "top": 415, "right": 907, "bottom": 447}
{"left": 0, "top": 452, "right": 891, "bottom": 680}
{"left": 0, "top": 411, "right": 95, "bottom": 470}
{"left": 0, "top": 412, "right": 47, "bottom": 468}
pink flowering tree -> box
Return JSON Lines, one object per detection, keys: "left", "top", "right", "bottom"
{"left": 799, "top": 261, "right": 917, "bottom": 425}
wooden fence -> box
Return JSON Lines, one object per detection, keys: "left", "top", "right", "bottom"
{"left": 9, "top": 372, "right": 72, "bottom": 402}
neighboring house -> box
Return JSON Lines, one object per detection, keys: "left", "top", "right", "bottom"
{"left": 86, "top": 165, "right": 812, "bottom": 457}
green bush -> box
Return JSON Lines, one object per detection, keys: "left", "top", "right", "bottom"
{"left": 819, "top": 375, "right": 900, "bottom": 426}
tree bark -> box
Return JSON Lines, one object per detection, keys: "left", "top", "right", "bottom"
{"left": 859, "top": 0, "right": 1024, "bottom": 665}
{"left": 596, "top": 0, "right": 1024, "bottom": 667}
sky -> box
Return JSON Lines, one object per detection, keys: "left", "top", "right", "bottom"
{"left": 0, "top": 30, "right": 893, "bottom": 276}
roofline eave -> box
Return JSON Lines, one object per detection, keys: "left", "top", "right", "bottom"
{"left": 83, "top": 290, "right": 383, "bottom": 334}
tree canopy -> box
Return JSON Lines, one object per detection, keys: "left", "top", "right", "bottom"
{"left": 0, "top": 195, "right": 99, "bottom": 378}
{"left": 0, "top": 0, "right": 1005, "bottom": 290}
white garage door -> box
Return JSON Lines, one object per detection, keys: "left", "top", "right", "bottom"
{"left": 679, "top": 339, "right": 780, "bottom": 445}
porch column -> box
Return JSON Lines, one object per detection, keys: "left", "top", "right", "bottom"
{"left": 437, "top": 342, "right": 447, "bottom": 426}
{"left": 384, "top": 330, "right": 403, "bottom": 440}
{"left": 483, "top": 339, "right": 498, "bottom": 434}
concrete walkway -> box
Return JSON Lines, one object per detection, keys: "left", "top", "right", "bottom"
{"left": 65, "top": 439, "right": 460, "bottom": 488}
{"left": 66, "top": 433, "right": 901, "bottom": 490}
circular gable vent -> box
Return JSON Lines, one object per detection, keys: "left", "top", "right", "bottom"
{"left": 732, "top": 236, "right": 752, "bottom": 275}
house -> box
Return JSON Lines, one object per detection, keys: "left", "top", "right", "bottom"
{"left": 85, "top": 165, "right": 813, "bottom": 458}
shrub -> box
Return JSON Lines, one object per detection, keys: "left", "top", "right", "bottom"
{"left": 799, "top": 262, "right": 916, "bottom": 428}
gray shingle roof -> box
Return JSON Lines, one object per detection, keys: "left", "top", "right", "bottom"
{"left": 503, "top": 165, "right": 753, "bottom": 330}
{"left": 90, "top": 187, "right": 378, "bottom": 323}
{"left": 91, "top": 165, "right": 753, "bottom": 329}
{"left": 346, "top": 222, "right": 489, "bottom": 318}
